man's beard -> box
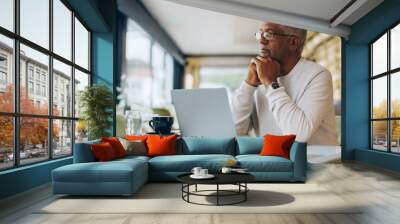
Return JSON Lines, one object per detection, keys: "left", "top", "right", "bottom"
{"left": 259, "top": 49, "right": 282, "bottom": 64}
{"left": 259, "top": 48, "right": 270, "bottom": 58}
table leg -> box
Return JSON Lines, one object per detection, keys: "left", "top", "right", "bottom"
{"left": 187, "top": 184, "right": 190, "bottom": 202}
{"left": 217, "top": 184, "right": 219, "bottom": 206}
{"left": 195, "top": 184, "right": 197, "bottom": 192}
{"left": 181, "top": 184, "right": 183, "bottom": 199}
{"left": 245, "top": 183, "right": 247, "bottom": 201}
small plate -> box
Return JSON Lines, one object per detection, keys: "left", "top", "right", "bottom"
{"left": 190, "top": 174, "right": 215, "bottom": 179}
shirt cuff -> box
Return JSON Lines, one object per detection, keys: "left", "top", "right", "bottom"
{"left": 239, "top": 81, "right": 257, "bottom": 94}
{"left": 265, "top": 86, "right": 287, "bottom": 102}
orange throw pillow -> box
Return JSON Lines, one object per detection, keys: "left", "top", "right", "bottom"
{"left": 146, "top": 135, "right": 178, "bottom": 157}
{"left": 101, "top": 137, "right": 126, "bottom": 158}
{"left": 260, "top": 134, "right": 296, "bottom": 159}
{"left": 91, "top": 142, "right": 117, "bottom": 161}
{"left": 124, "top": 135, "right": 149, "bottom": 141}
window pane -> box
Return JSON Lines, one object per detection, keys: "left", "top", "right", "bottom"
{"left": 53, "top": 59, "right": 72, "bottom": 117}
{"left": 53, "top": 119, "right": 72, "bottom": 158}
{"left": 126, "top": 20, "right": 151, "bottom": 64}
{"left": 74, "top": 69, "right": 89, "bottom": 118}
{"left": 0, "top": 116, "right": 13, "bottom": 170}
{"left": 20, "top": 44, "right": 49, "bottom": 115}
{"left": 123, "top": 19, "right": 152, "bottom": 107}
{"left": 20, "top": 117, "right": 49, "bottom": 165}
{"left": 372, "top": 121, "right": 388, "bottom": 151}
{"left": 152, "top": 43, "right": 165, "bottom": 106}
{"left": 0, "top": 0, "right": 14, "bottom": 31}
{"left": 20, "top": 0, "right": 49, "bottom": 49}
{"left": 391, "top": 24, "right": 400, "bottom": 70}
{"left": 372, "top": 33, "right": 387, "bottom": 76}
{"left": 75, "top": 120, "right": 88, "bottom": 143}
{"left": 165, "top": 54, "right": 174, "bottom": 103}
{"left": 391, "top": 72, "right": 400, "bottom": 118}
{"left": 124, "top": 73, "right": 152, "bottom": 107}
{"left": 372, "top": 77, "right": 387, "bottom": 119}
{"left": 53, "top": 0, "right": 72, "bottom": 60}
{"left": 74, "top": 18, "right": 89, "bottom": 70}
{"left": 0, "top": 34, "right": 14, "bottom": 112}
{"left": 391, "top": 120, "right": 400, "bottom": 153}
{"left": 199, "top": 66, "right": 248, "bottom": 100}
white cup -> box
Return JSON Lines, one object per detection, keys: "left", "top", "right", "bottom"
{"left": 191, "top": 167, "right": 202, "bottom": 176}
{"left": 221, "top": 167, "right": 232, "bottom": 174}
{"left": 200, "top": 169, "right": 208, "bottom": 176}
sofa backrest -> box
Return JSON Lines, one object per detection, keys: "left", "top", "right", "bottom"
{"left": 177, "top": 137, "right": 236, "bottom": 155}
{"left": 74, "top": 136, "right": 302, "bottom": 159}
{"left": 73, "top": 139, "right": 100, "bottom": 163}
{"left": 236, "top": 136, "right": 263, "bottom": 155}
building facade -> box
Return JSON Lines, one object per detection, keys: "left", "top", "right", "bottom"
{"left": 0, "top": 42, "right": 73, "bottom": 150}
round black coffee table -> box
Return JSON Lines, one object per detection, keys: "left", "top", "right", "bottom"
{"left": 177, "top": 173, "right": 255, "bottom": 206}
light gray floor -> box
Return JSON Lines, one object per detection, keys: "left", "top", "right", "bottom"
{"left": 1, "top": 152, "right": 400, "bottom": 224}
{"left": 307, "top": 145, "right": 341, "bottom": 164}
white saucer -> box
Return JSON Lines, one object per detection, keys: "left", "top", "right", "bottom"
{"left": 190, "top": 174, "right": 215, "bottom": 179}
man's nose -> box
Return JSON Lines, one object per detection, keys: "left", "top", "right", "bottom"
{"left": 259, "top": 39, "right": 268, "bottom": 48}
{"left": 259, "top": 37, "right": 268, "bottom": 45}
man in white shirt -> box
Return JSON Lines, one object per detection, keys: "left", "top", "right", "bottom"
{"left": 232, "top": 22, "right": 338, "bottom": 145}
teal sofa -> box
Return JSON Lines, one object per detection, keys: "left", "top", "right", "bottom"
{"left": 52, "top": 137, "right": 307, "bottom": 196}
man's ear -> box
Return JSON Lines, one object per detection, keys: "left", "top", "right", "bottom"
{"left": 288, "top": 37, "right": 300, "bottom": 52}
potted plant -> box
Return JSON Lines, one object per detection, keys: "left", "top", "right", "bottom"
{"left": 79, "top": 84, "right": 113, "bottom": 140}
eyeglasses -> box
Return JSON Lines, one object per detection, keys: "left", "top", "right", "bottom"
{"left": 255, "top": 31, "right": 297, "bottom": 40}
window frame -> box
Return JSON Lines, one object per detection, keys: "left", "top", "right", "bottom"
{"left": 0, "top": 53, "right": 7, "bottom": 90}
{"left": 370, "top": 20, "right": 400, "bottom": 154}
{"left": 0, "top": 71, "right": 7, "bottom": 85}
{"left": 0, "top": 0, "right": 92, "bottom": 171}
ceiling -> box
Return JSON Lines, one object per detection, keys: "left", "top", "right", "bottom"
{"left": 142, "top": 0, "right": 383, "bottom": 56}
{"left": 226, "top": 0, "right": 351, "bottom": 22}
{"left": 222, "top": 0, "right": 383, "bottom": 26}
{"left": 142, "top": 0, "right": 261, "bottom": 55}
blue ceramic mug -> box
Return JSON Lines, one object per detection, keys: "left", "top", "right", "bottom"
{"left": 149, "top": 116, "right": 174, "bottom": 134}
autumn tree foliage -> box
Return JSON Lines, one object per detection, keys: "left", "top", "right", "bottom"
{"left": 0, "top": 85, "right": 14, "bottom": 150}
{"left": 372, "top": 99, "right": 400, "bottom": 143}
{"left": 0, "top": 84, "right": 59, "bottom": 151}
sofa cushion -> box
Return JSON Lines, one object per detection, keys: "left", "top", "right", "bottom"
{"left": 236, "top": 155, "right": 293, "bottom": 172}
{"left": 260, "top": 134, "right": 296, "bottom": 159}
{"left": 124, "top": 135, "right": 151, "bottom": 152}
{"left": 91, "top": 142, "right": 118, "bottom": 161}
{"left": 149, "top": 154, "right": 235, "bottom": 172}
{"left": 52, "top": 158, "right": 147, "bottom": 183}
{"left": 115, "top": 155, "right": 150, "bottom": 163}
{"left": 179, "top": 137, "right": 236, "bottom": 155}
{"left": 119, "top": 138, "right": 147, "bottom": 156}
{"left": 125, "top": 135, "right": 150, "bottom": 141}
{"left": 236, "top": 137, "right": 263, "bottom": 155}
{"left": 147, "top": 135, "right": 178, "bottom": 157}
{"left": 101, "top": 137, "right": 127, "bottom": 158}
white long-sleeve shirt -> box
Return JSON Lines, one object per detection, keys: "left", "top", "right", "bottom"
{"left": 231, "top": 58, "right": 338, "bottom": 145}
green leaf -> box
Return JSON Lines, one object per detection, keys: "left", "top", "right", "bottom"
{"left": 79, "top": 84, "right": 113, "bottom": 140}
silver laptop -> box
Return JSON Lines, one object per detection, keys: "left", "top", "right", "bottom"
{"left": 171, "top": 88, "right": 237, "bottom": 137}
